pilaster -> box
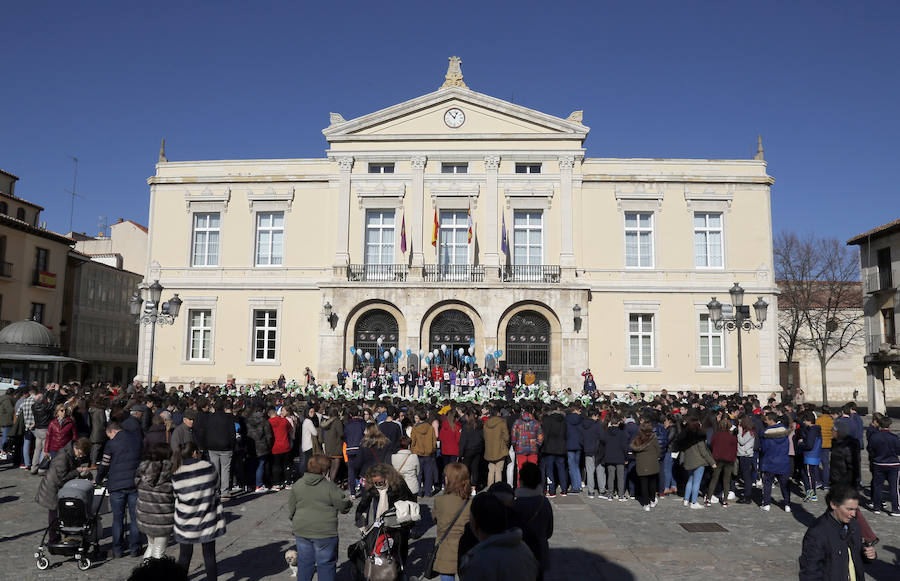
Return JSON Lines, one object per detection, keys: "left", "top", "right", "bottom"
{"left": 333, "top": 157, "right": 353, "bottom": 278}
{"left": 410, "top": 156, "right": 426, "bottom": 279}
{"left": 484, "top": 155, "right": 501, "bottom": 281}
{"left": 558, "top": 156, "right": 576, "bottom": 279}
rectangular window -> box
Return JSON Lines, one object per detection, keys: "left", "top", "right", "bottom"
{"left": 624, "top": 212, "right": 654, "bottom": 268}
{"left": 191, "top": 212, "right": 220, "bottom": 266}
{"left": 439, "top": 211, "right": 468, "bottom": 266}
{"left": 441, "top": 163, "right": 468, "bottom": 174}
{"left": 694, "top": 212, "right": 723, "bottom": 268}
{"left": 255, "top": 212, "right": 284, "bottom": 266}
{"left": 515, "top": 163, "right": 541, "bottom": 174}
{"left": 365, "top": 210, "right": 395, "bottom": 265}
{"left": 628, "top": 313, "right": 654, "bottom": 367}
{"left": 698, "top": 313, "right": 724, "bottom": 367}
{"left": 513, "top": 211, "right": 543, "bottom": 266}
{"left": 253, "top": 309, "right": 278, "bottom": 361}
{"left": 35, "top": 247, "right": 48, "bottom": 271}
{"left": 188, "top": 309, "right": 212, "bottom": 361}
{"left": 31, "top": 302, "right": 45, "bottom": 324}
{"left": 368, "top": 163, "right": 395, "bottom": 174}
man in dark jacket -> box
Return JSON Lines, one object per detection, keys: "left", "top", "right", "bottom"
{"left": 204, "top": 399, "right": 237, "bottom": 498}
{"left": 97, "top": 421, "right": 143, "bottom": 557}
{"left": 540, "top": 406, "right": 567, "bottom": 497}
{"left": 343, "top": 406, "right": 367, "bottom": 496}
{"left": 799, "top": 485, "right": 875, "bottom": 580}
{"left": 829, "top": 424, "right": 859, "bottom": 490}
{"left": 513, "top": 462, "right": 553, "bottom": 575}
{"left": 580, "top": 410, "right": 605, "bottom": 498}
{"left": 169, "top": 409, "right": 195, "bottom": 453}
{"left": 866, "top": 415, "right": 900, "bottom": 515}
{"left": 564, "top": 406, "right": 583, "bottom": 493}
{"left": 378, "top": 406, "right": 403, "bottom": 454}
{"left": 121, "top": 404, "right": 146, "bottom": 439}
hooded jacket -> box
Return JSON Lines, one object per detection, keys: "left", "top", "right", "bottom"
{"left": 580, "top": 418, "right": 605, "bottom": 462}
{"left": 246, "top": 412, "right": 274, "bottom": 457}
{"left": 679, "top": 431, "right": 715, "bottom": 471}
{"left": 343, "top": 417, "right": 367, "bottom": 454}
{"left": 320, "top": 416, "right": 345, "bottom": 457}
{"left": 602, "top": 424, "right": 629, "bottom": 465}
{"left": 512, "top": 412, "right": 543, "bottom": 456}
{"left": 483, "top": 416, "right": 510, "bottom": 462}
{"left": 411, "top": 422, "right": 437, "bottom": 456}
{"left": 564, "top": 413, "right": 583, "bottom": 451}
{"left": 287, "top": 472, "right": 352, "bottom": 538}
{"left": 459, "top": 421, "right": 485, "bottom": 458}
{"left": 796, "top": 424, "right": 823, "bottom": 465}
{"left": 760, "top": 423, "right": 791, "bottom": 475}
{"left": 135, "top": 458, "right": 175, "bottom": 537}
{"left": 35, "top": 442, "right": 81, "bottom": 510}
{"left": 540, "top": 412, "right": 567, "bottom": 456}
{"left": 631, "top": 435, "right": 661, "bottom": 476}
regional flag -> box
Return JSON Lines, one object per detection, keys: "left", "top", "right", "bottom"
{"left": 467, "top": 202, "right": 473, "bottom": 244}
{"left": 431, "top": 209, "right": 439, "bottom": 247}
{"left": 400, "top": 213, "right": 407, "bottom": 254}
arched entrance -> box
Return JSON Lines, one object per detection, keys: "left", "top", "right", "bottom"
{"left": 505, "top": 310, "right": 551, "bottom": 382}
{"left": 353, "top": 309, "right": 399, "bottom": 370}
{"left": 428, "top": 309, "right": 475, "bottom": 369}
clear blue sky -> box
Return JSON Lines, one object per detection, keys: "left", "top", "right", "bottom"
{"left": 2, "top": 1, "right": 898, "bottom": 241}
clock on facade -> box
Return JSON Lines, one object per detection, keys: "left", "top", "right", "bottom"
{"left": 443, "top": 107, "right": 465, "bottom": 128}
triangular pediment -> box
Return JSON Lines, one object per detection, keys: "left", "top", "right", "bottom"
{"left": 323, "top": 87, "right": 589, "bottom": 143}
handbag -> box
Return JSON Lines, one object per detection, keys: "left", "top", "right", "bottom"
{"left": 364, "top": 551, "right": 398, "bottom": 581}
{"left": 422, "top": 497, "right": 470, "bottom": 579}
{"left": 37, "top": 454, "right": 51, "bottom": 471}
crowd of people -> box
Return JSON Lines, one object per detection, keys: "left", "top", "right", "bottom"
{"left": 0, "top": 369, "right": 897, "bottom": 580}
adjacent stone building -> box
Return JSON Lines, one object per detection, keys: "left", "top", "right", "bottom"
{"left": 141, "top": 58, "right": 779, "bottom": 393}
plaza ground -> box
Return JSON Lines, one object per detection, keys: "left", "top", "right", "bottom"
{"left": 1, "top": 455, "right": 899, "bottom": 581}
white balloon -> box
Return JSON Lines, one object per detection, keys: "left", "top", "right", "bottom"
{"left": 383, "top": 351, "right": 390, "bottom": 359}
{"left": 377, "top": 337, "right": 383, "bottom": 345}
{"left": 433, "top": 349, "right": 439, "bottom": 357}
{"left": 390, "top": 346, "right": 396, "bottom": 355}
{"left": 419, "top": 349, "right": 425, "bottom": 357}
{"left": 458, "top": 348, "right": 464, "bottom": 356}
{"left": 365, "top": 352, "right": 371, "bottom": 359}
{"left": 468, "top": 346, "right": 474, "bottom": 355}
{"left": 441, "top": 344, "right": 447, "bottom": 352}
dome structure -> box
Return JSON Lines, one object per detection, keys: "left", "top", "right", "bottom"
{"left": 0, "top": 319, "right": 60, "bottom": 355}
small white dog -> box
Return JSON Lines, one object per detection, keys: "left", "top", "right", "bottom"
{"left": 285, "top": 548, "right": 298, "bottom": 577}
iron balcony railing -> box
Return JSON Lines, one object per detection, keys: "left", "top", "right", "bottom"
{"left": 868, "top": 333, "right": 900, "bottom": 352}
{"left": 348, "top": 264, "right": 408, "bottom": 282}
{"left": 424, "top": 264, "right": 484, "bottom": 282}
{"left": 503, "top": 264, "right": 561, "bottom": 283}
{"left": 0, "top": 261, "right": 11, "bottom": 278}
{"left": 864, "top": 268, "right": 898, "bottom": 294}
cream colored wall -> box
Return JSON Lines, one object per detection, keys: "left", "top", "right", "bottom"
{"left": 0, "top": 225, "right": 69, "bottom": 334}
{"left": 74, "top": 221, "right": 148, "bottom": 275}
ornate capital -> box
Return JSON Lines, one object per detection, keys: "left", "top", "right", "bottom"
{"left": 410, "top": 156, "right": 427, "bottom": 170}
{"left": 558, "top": 156, "right": 575, "bottom": 171}
{"left": 484, "top": 155, "right": 501, "bottom": 171}
{"left": 336, "top": 157, "right": 354, "bottom": 172}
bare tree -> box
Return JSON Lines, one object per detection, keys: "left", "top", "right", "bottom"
{"left": 774, "top": 232, "right": 816, "bottom": 401}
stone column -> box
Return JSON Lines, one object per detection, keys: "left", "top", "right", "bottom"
{"left": 333, "top": 157, "right": 353, "bottom": 278}
{"left": 558, "top": 156, "right": 576, "bottom": 279}
{"left": 410, "top": 156, "right": 426, "bottom": 279}
{"left": 483, "top": 156, "right": 501, "bottom": 281}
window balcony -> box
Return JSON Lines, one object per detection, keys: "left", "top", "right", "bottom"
{"left": 424, "top": 264, "right": 484, "bottom": 282}
{"left": 865, "top": 268, "right": 898, "bottom": 294}
{"left": 503, "top": 264, "right": 560, "bottom": 283}
{"left": 348, "top": 264, "right": 408, "bottom": 282}
{"left": 868, "top": 333, "right": 899, "bottom": 352}
{"left": 0, "top": 261, "right": 12, "bottom": 278}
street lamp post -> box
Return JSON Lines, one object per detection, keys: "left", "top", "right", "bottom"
{"left": 130, "top": 279, "right": 182, "bottom": 386}
{"left": 707, "top": 282, "right": 768, "bottom": 397}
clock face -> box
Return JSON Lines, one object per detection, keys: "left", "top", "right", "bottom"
{"left": 444, "top": 107, "right": 465, "bottom": 128}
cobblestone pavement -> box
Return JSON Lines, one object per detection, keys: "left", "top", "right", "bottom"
{"left": 1, "top": 459, "right": 899, "bottom": 581}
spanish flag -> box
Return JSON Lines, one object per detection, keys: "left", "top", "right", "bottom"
{"left": 431, "top": 208, "right": 438, "bottom": 247}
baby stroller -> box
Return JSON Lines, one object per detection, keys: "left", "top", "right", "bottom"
{"left": 35, "top": 478, "right": 105, "bottom": 571}
{"left": 348, "top": 504, "right": 418, "bottom": 581}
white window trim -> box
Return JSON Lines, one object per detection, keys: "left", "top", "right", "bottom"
{"left": 363, "top": 209, "right": 398, "bottom": 266}
{"left": 694, "top": 302, "right": 731, "bottom": 372}
{"left": 503, "top": 186, "right": 554, "bottom": 210}
{"left": 624, "top": 301, "right": 660, "bottom": 372}
{"left": 514, "top": 163, "right": 543, "bottom": 174}
{"left": 252, "top": 210, "right": 286, "bottom": 268}
{"left": 248, "top": 297, "right": 283, "bottom": 365}
{"left": 512, "top": 210, "right": 544, "bottom": 266}
{"left": 693, "top": 212, "right": 726, "bottom": 270}
{"left": 623, "top": 211, "right": 656, "bottom": 269}
{"left": 430, "top": 183, "right": 480, "bottom": 211}
{"left": 441, "top": 163, "right": 469, "bottom": 174}
{"left": 438, "top": 209, "right": 470, "bottom": 267}
{"left": 190, "top": 212, "right": 221, "bottom": 268}
{"left": 247, "top": 186, "right": 294, "bottom": 213}
{"left": 183, "top": 186, "right": 230, "bottom": 213}
{"left": 368, "top": 163, "right": 395, "bottom": 174}
{"left": 181, "top": 297, "right": 217, "bottom": 366}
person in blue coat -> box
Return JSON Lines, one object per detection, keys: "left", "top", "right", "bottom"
{"left": 564, "top": 406, "right": 584, "bottom": 493}
{"left": 760, "top": 412, "right": 791, "bottom": 512}
{"left": 97, "top": 420, "right": 143, "bottom": 557}
{"left": 795, "top": 411, "right": 823, "bottom": 502}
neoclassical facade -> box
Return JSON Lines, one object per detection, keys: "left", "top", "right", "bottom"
{"left": 141, "top": 58, "right": 779, "bottom": 394}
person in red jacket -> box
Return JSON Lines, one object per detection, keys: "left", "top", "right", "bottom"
{"left": 45, "top": 404, "right": 77, "bottom": 460}
{"left": 439, "top": 409, "right": 462, "bottom": 466}
{"left": 706, "top": 418, "right": 738, "bottom": 507}
{"left": 268, "top": 407, "right": 293, "bottom": 490}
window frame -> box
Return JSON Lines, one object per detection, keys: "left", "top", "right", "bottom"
{"left": 364, "top": 209, "right": 396, "bottom": 266}
{"left": 248, "top": 300, "right": 282, "bottom": 365}
{"left": 254, "top": 211, "right": 285, "bottom": 267}
{"left": 368, "top": 163, "right": 395, "bottom": 174}
{"left": 693, "top": 212, "right": 724, "bottom": 269}
{"left": 438, "top": 210, "right": 469, "bottom": 266}
{"left": 698, "top": 313, "right": 725, "bottom": 368}
{"left": 30, "top": 302, "right": 45, "bottom": 324}
{"left": 441, "top": 163, "right": 468, "bottom": 174}
{"left": 623, "top": 212, "right": 655, "bottom": 269}
{"left": 187, "top": 309, "right": 213, "bottom": 362}
{"left": 191, "top": 212, "right": 221, "bottom": 267}
{"left": 512, "top": 210, "right": 544, "bottom": 266}
{"left": 627, "top": 313, "right": 655, "bottom": 368}
{"left": 514, "top": 163, "right": 542, "bottom": 174}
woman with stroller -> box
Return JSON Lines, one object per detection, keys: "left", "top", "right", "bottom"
{"left": 135, "top": 442, "right": 175, "bottom": 562}
{"left": 355, "top": 463, "right": 416, "bottom": 570}
{"left": 35, "top": 437, "right": 92, "bottom": 543}
{"left": 172, "top": 442, "right": 225, "bottom": 581}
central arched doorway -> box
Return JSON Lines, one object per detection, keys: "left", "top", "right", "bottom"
{"left": 353, "top": 309, "right": 399, "bottom": 370}
{"left": 505, "top": 310, "right": 551, "bottom": 382}
{"left": 428, "top": 309, "right": 475, "bottom": 368}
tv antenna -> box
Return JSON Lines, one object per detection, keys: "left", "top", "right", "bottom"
{"left": 65, "top": 156, "right": 85, "bottom": 233}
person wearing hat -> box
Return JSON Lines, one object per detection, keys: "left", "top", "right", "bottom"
{"left": 170, "top": 409, "right": 196, "bottom": 454}
{"left": 124, "top": 404, "right": 148, "bottom": 438}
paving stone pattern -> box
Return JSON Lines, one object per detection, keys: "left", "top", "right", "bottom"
{"left": 1, "top": 458, "right": 899, "bottom": 581}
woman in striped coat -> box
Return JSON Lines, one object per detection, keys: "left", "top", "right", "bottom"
{"left": 172, "top": 442, "right": 226, "bottom": 580}
{"left": 135, "top": 443, "right": 175, "bottom": 561}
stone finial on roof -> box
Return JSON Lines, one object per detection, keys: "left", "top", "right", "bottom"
{"left": 754, "top": 134, "right": 764, "bottom": 161}
{"left": 440, "top": 56, "right": 468, "bottom": 90}
{"left": 329, "top": 112, "right": 346, "bottom": 126}
{"left": 158, "top": 138, "right": 167, "bottom": 163}
{"left": 567, "top": 110, "right": 584, "bottom": 124}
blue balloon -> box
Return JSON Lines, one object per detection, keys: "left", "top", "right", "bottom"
{"left": 350, "top": 346, "right": 356, "bottom": 355}
{"left": 494, "top": 350, "right": 501, "bottom": 358}
{"left": 497, "top": 349, "right": 503, "bottom": 357}
{"left": 406, "top": 349, "right": 412, "bottom": 356}
{"left": 469, "top": 338, "right": 476, "bottom": 346}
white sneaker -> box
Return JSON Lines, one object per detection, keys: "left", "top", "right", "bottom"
{"left": 760, "top": 504, "right": 771, "bottom": 512}
{"left": 683, "top": 499, "right": 689, "bottom": 507}
{"left": 643, "top": 505, "right": 650, "bottom": 511}
{"left": 587, "top": 493, "right": 595, "bottom": 499}
{"left": 690, "top": 502, "right": 704, "bottom": 509}
{"left": 709, "top": 496, "right": 720, "bottom": 504}
{"left": 784, "top": 505, "right": 792, "bottom": 513}
{"left": 650, "top": 499, "right": 658, "bottom": 508}
{"left": 727, "top": 491, "right": 736, "bottom": 500}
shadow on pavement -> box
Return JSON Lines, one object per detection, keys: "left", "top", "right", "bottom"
{"left": 217, "top": 540, "right": 293, "bottom": 580}
{"left": 0, "top": 527, "right": 46, "bottom": 543}
{"left": 548, "top": 548, "right": 635, "bottom": 581}
{"left": 867, "top": 544, "right": 900, "bottom": 580}
{"left": 788, "top": 500, "right": 819, "bottom": 528}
